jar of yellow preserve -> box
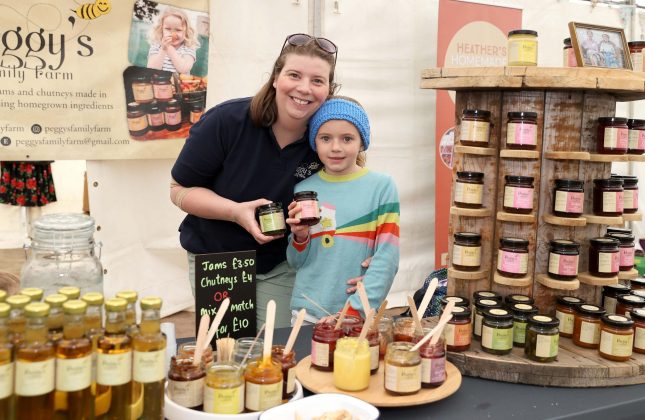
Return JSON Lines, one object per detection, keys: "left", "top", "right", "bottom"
{"left": 333, "top": 337, "right": 370, "bottom": 391}
{"left": 508, "top": 30, "right": 538, "bottom": 66}
{"left": 203, "top": 361, "right": 244, "bottom": 414}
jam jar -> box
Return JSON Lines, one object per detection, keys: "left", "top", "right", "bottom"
{"left": 627, "top": 119, "right": 645, "bottom": 154}
{"left": 413, "top": 329, "right": 446, "bottom": 388}
{"left": 473, "top": 299, "right": 503, "bottom": 340}
{"left": 293, "top": 191, "right": 320, "bottom": 226}
{"left": 203, "top": 361, "right": 244, "bottom": 414}
{"left": 597, "top": 117, "right": 628, "bottom": 154}
{"left": 347, "top": 326, "right": 380, "bottom": 375}
{"left": 146, "top": 100, "right": 165, "bottom": 131}
{"left": 440, "top": 296, "right": 470, "bottom": 309}
{"left": 505, "top": 294, "right": 534, "bottom": 308}
{"left": 631, "top": 308, "right": 645, "bottom": 354}
{"left": 618, "top": 176, "right": 639, "bottom": 213}
{"left": 131, "top": 74, "right": 154, "bottom": 103}
{"left": 510, "top": 303, "right": 538, "bottom": 347}
{"left": 167, "top": 355, "right": 206, "bottom": 410}
{"left": 152, "top": 72, "right": 174, "bottom": 101}
{"left": 311, "top": 321, "right": 343, "bottom": 371}
{"left": 602, "top": 283, "right": 631, "bottom": 314}
{"left": 525, "top": 315, "right": 559, "bottom": 363}
{"left": 244, "top": 359, "right": 283, "bottom": 412}
{"left": 606, "top": 233, "right": 635, "bottom": 271}
{"left": 257, "top": 203, "right": 287, "bottom": 236}
{"left": 506, "top": 112, "right": 538, "bottom": 150}
{"left": 378, "top": 316, "right": 393, "bottom": 359}
{"left": 443, "top": 306, "right": 472, "bottom": 352}
{"left": 631, "top": 277, "right": 645, "bottom": 291}
{"left": 454, "top": 172, "right": 484, "bottom": 209}
{"left": 563, "top": 37, "right": 577, "bottom": 67}
{"left": 384, "top": 342, "right": 421, "bottom": 395}
{"left": 127, "top": 102, "right": 149, "bottom": 137}
{"left": 497, "top": 238, "right": 529, "bottom": 278}
{"left": 553, "top": 179, "right": 584, "bottom": 218}
{"left": 164, "top": 99, "right": 182, "bottom": 131}
{"left": 452, "top": 233, "right": 482, "bottom": 272}
{"left": 393, "top": 317, "right": 417, "bottom": 342}
{"left": 503, "top": 176, "right": 534, "bottom": 214}
{"left": 340, "top": 315, "right": 363, "bottom": 336}
{"left": 333, "top": 337, "right": 370, "bottom": 391}
{"left": 547, "top": 240, "right": 580, "bottom": 280}
{"left": 599, "top": 315, "right": 634, "bottom": 361}
{"left": 460, "top": 110, "right": 491, "bottom": 147}
{"left": 507, "top": 30, "right": 538, "bottom": 66}
{"left": 589, "top": 237, "right": 620, "bottom": 278}
{"left": 271, "top": 345, "right": 296, "bottom": 400}
{"left": 572, "top": 304, "right": 605, "bottom": 349}
{"left": 616, "top": 294, "right": 645, "bottom": 317}
{"left": 593, "top": 178, "right": 624, "bottom": 216}
{"left": 481, "top": 308, "right": 514, "bottom": 355}
{"left": 555, "top": 296, "right": 584, "bottom": 338}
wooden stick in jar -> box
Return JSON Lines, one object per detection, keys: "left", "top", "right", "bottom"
{"left": 417, "top": 277, "right": 438, "bottom": 319}
{"left": 239, "top": 323, "right": 265, "bottom": 368}
{"left": 410, "top": 301, "right": 456, "bottom": 351}
{"left": 407, "top": 295, "right": 424, "bottom": 334}
{"left": 334, "top": 301, "right": 351, "bottom": 330}
{"left": 203, "top": 297, "right": 230, "bottom": 351}
{"left": 262, "top": 300, "right": 276, "bottom": 365}
{"left": 356, "top": 281, "right": 371, "bottom": 316}
{"left": 193, "top": 313, "right": 210, "bottom": 366}
{"left": 284, "top": 309, "right": 306, "bottom": 355}
{"left": 372, "top": 299, "right": 388, "bottom": 329}
{"left": 358, "top": 309, "right": 376, "bottom": 342}
{"left": 301, "top": 293, "right": 333, "bottom": 316}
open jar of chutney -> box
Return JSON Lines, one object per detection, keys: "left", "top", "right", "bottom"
{"left": 506, "top": 112, "right": 538, "bottom": 150}
{"left": 503, "top": 176, "right": 534, "bottom": 214}
{"left": 589, "top": 237, "right": 620, "bottom": 278}
{"left": 452, "top": 233, "right": 481, "bottom": 272}
{"left": 597, "top": 117, "right": 628, "bottom": 154}
{"left": 497, "top": 238, "right": 529, "bottom": 278}
{"left": 454, "top": 172, "right": 484, "bottom": 208}
{"left": 460, "top": 110, "right": 491, "bottom": 147}
{"left": 548, "top": 240, "right": 580, "bottom": 280}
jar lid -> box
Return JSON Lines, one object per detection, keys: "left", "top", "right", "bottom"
{"left": 0, "top": 303, "right": 9, "bottom": 317}
{"left": 603, "top": 283, "right": 631, "bottom": 294}
{"left": 499, "top": 237, "right": 529, "bottom": 249}
{"left": 456, "top": 171, "right": 484, "bottom": 180}
{"left": 549, "top": 239, "right": 580, "bottom": 251}
{"left": 505, "top": 294, "right": 534, "bottom": 305}
{"left": 454, "top": 232, "right": 481, "bottom": 244}
{"left": 631, "top": 277, "right": 645, "bottom": 287}
{"left": 528, "top": 314, "right": 559, "bottom": 328}
{"left": 504, "top": 175, "right": 534, "bottom": 184}
{"left": 593, "top": 178, "right": 623, "bottom": 188}
{"left": 484, "top": 308, "right": 512, "bottom": 321}
{"left": 601, "top": 314, "right": 634, "bottom": 328}
{"left": 473, "top": 291, "right": 501, "bottom": 302}
{"left": 105, "top": 297, "right": 128, "bottom": 312}
{"left": 629, "top": 41, "right": 645, "bottom": 47}
{"left": 44, "top": 294, "right": 68, "bottom": 308}
{"left": 617, "top": 294, "right": 645, "bottom": 305}
{"left": 21, "top": 287, "right": 44, "bottom": 302}
{"left": 147, "top": 101, "right": 161, "bottom": 112}
{"left": 133, "top": 74, "right": 150, "bottom": 82}
{"left": 618, "top": 175, "right": 638, "bottom": 186}
{"left": 191, "top": 102, "right": 204, "bottom": 111}
{"left": 575, "top": 304, "right": 606, "bottom": 316}
{"left": 475, "top": 299, "right": 503, "bottom": 309}
{"left": 606, "top": 227, "right": 632, "bottom": 236}
{"left": 116, "top": 290, "right": 138, "bottom": 303}
{"left": 556, "top": 296, "right": 584, "bottom": 307}
{"left": 631, "top": 290, "right": 645, "bottom": 299}
{"left": 508, "top": 29, "right": 538, "bottom": 36}
{"left": 127, "top": 102, "right": 142, "bottom": 112}
{"left": 462, "top": 109, "right": 491, "bottom": 118}
{"left": 152, "top": 72, "right": 172, "bottom": 81}
{"left": 554, "top": 179, "right": 584, "bottom": 189}
{"left": 82, "top": 292, "right": 104, "bottom": 305}
{"left": 507, "top": 111, "right": 538, "bottom": 119}
{"left": 294, "top": 191, "right": 318, "bottom": 200}
{"left": 597, "top": 117, "right": 628, "bottom": 125}
{"left": 63, "top": 300, "right": 87, "bottom": 315}
{"left": 31, "top": 213, "right": 96, "bottom": 251}
{"left": 165, "top": 99, "right": 179, "bottom": 107}
{"left": 606, "top": 233, "right": 635, "bottom": 244}
{"left": 590, "top": 237, "right": 619, "bottom": 248}
{"left": 141, "top": 297, "right": 163, "bottom": 310}
{"left": 6, "top": 294, "right": 30, "bottom": 309}
{"left": 449, "top": 306, "right": 472, "bottom": 319}
{"left": 58, "top": 286, "right": 81, "bottom": 300}
{"left": 630, "top": 308, "right": 645, "bottom": 321}
{"left": 257, "top": 202, "right": 283, "bottom": 212}
{"left": 628, "top": 118, "right": 645, "bottom": 126}
{"left": 564, "top": 37, "right": 572, "bottom": 45}
{"left": 511, "top": 303, "right": 538, "bottom": 314}
{"left": 25, "top": 302, "right": 50, "bottom": 317}
{"left": 441, "top": 296, "right": 470, "bottom": 307}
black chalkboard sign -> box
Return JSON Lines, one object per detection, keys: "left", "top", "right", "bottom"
{"left": 194, "top": 250, "right": 256, "bottom": 345}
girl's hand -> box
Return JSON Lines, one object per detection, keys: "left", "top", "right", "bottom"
{"left": 345, "top": 257, "right": 372, "bottom": 294}
{"left": 160, "top": 35, "right": 174, "bottom": 50}
{"left": 234, "top": 199, "right": 281, "bottom": 244}
{"left": 286, "top": 201, "right": 310, "bottom": 243}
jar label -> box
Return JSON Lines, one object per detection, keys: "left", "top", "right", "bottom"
{"left": 481, "top": 325, "right": 512, "bottom": 350}
{"left": 460, "top": 120, "right": 490, "bottom": 143}
{"left": 497, "top": 250, "right": 528, "bottom": 275}
{"left": 165, "top": 111, "right": 182, "bottom": 125}
{"left": 507, "top": 122, "right": 537, "bottom": 146}
{"left": 579, "top": 320, "right": 601, "bottom": 344}
{"left": 452, "top": 244, "right": 481, "bottom": 267}
{"left": 287, "top": 366, "right": 296, "bottom": 393}
{"left": 385, "top": 363, "right": 421, "bottom": 393}
{"left": 259, "top": 212, "right": 286, "bottom": 233}
{"left": 604, "top": 127, "right": 629, "bottom": 149}
{"left": 604, "top": 296, "right": 618, "bottom": 314}
{"left": 152, "top": 84, "right": 173, "bottom": 100}
{"left": 632, "top": 52, "right": 644, "bottom": 72}
{"left": 620, "top": 246, "right": 635, "bottom": 267}
{"left": 15, "top": 358, "right": 55, "bottom": 396}
{"left": 513, "top": 321, "right": 527, "bottom": 344}
{"left": 600, "top": 330, "right": 633, "bottom": 357}
{"left": 132, "top": 83, "right": 154, "bottom": 102}
{"left": 598, "top": 251, "right": 620, "bottom": 273}
{"left": 311, "top": 340, "right": 330, "bottom": 367}
{"left": 508, "top": 39, "right": 538, "bottom": 64}
{"left": 127, "top": 115, "right": 148, "bottom": 132}
{"left": 0, "top": 362, "right": 13, "bottom": 399}
{"left": 554, "top": 190, "right": 583, "bottom": 214}
{"left": 97, "top": 351, "right": 132, "bottom": 386}
{"left": 133, "top": 348, "right": 166, "bottom": 383}
{"left": 204, "top": 382, "right": 244, "bottom": 414}
{"left": 536, "top": 333, "right": 559, "bottom": 358}
{"left": 147, "top": 112, "right": 165, "bottom": 127}
{"left": 555, "top": 310, "right": 574, "bottom": 334}
{"left": 548, "top": 253, "right": 579, "bottom": 276}
{"left": 169, "top": 377, "right": 205, "bottom": 408}
{"left": 421, "top": 356, "right": 446, "bottom": 384}
{"left": 295, "top": 199, "right": 320, "bottom": 220}
{"left": 369, "top": 345, "right": 380, "bottom": 371}
{"left": 623, "top": 189, "right": 638, "bottom": 210}
{"left": 503, "top": 185, "right": 533, "bottom": 210}
{"left": 56, "top": 354, "right": 92, "bottom": 392}
{"left": 628, "top": 129, "right": 645, "bottom": 151}
{"left": 602, "top": 191, "right": 624, "bottom": 213}
{"left": 245, "top": 381, "right": 282, "bottom": 412}
{"left": 454, "top": 181, "right": 483, "bottom": 205}
{"left": 635, "top": 326, "right": 645, "bottom": 350}
{"left": 474, "top": 313, "right": 483, "bottom": 337}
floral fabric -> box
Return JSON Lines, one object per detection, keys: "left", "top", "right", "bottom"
{"left": 0, "top": 162, "right": 57, "bottom": 207}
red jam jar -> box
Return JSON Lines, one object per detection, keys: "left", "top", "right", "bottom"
{"left": 393, "top": 317, "right": 417, "bottom": 342}
{"left": 497, "top": 237, "right": 529, "bottom": 278}
{"left": 617, "top": 176, "right": 639, "bottom": 214}
{"left": 271, "top": 345, "right": 297, "bottom": 401}
{"left": 593, "top": 178, "right": 624, "bottom": 217}
{"left": 602, "top": 283, "right": 631, "bottom": 314}
{"left": 589, "top": 237, "right": 620, "bottom": 278}
{"left": 443, "top": 306, "right": 472, "bottom": 352}
{"left": 503, "top": 175, "right": 534, "bottom": 214}
{"left": 597, "top": 117, "right": 628, "bottom": 154}
{"left": 311, "top": 321, "right": 343, "bottom": 371}
{"left": 616, "top": 294, "right": 645, "bottom": 317}
{"left": 553, "top": 179, "right": 584, "bottom": 218}
{"left": 506, "top": 112, "right": 538, "bottom": 150}
{"left": 341, "top": 315, "right": 363, "bottom": 336}
{"left": 294, "top": 191, "right": 321, "bottom": 226}
{"left": 413, "top": 329, "right": 446, "bottom": 388}
{"left": 548, "top": 239, "right": 580, "bottom": 281}
{"left": 452, "top": 232, "right": 482, "bottom": 272}
{"left": 460, "top": 109, "right": 491, "bottom": 147}
{"left": 454, "top": 172, "right": 484, "bottom": 209}
{"left": 606, "top": 233, "right": 635, "bottom": 271}
{"left": 627, "top": 118, "right": 645, "bottom": 154}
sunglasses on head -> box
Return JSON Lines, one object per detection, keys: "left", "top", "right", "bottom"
{"left": 280, "top": 33, "right": 338, "bottom": 67}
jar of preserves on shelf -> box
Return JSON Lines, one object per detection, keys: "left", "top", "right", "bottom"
{"left": 615, "top": 294, "right": 645, "bottom": 317}
{"left": 146, "top": 100, "right": 165, "bottom": 131}
{"left": 497, "top": 237, "right": 529, "bottom": 278}
{"left": 553, "top": 179, "right": 584, "bottom": 218}
{"left": 454, "top": 172, "right": 484, "bottom": 209}
{"left": 393, "top": 317, "right": 417, "bottom": 342}
{"left": 473, "top": 299, "right": 503, "bottom": 340}
{"left": 167, "top": 355, "right": 206, "bottom": 410}
{"left": 472, "top": 291, "right": 502, "bottom": 305}
{"left": 163, "top": 99, "right": 182, "bottom": 131}
{"left": 506, "top": 112, "right": 538, "bottom": 150}
{"left": 618, "top": 176, "right": 639, "bottom": 213}
{"left": 597, "top": 117, "right": 628, "bottom": 154}
{"left": 525, "top": 315, "right": 559, "bottom": 363}
{"left": 629, "top": 41, "right": 645, "bottom": 72}
{"left": 378, "top": 315, "right": 394, "bottom": 359}
{"left": 627, "top": 119, "right": 645, "bottom": 154}
{"left": 555, "top": 296, "right": 584, "bottom": 338}
{"left": 294, "top": 191, "right": 320, "bottom": 226}
{"left": 311, "top": 321, "right": 343, "bottom": 371}
{"left": 481, "top": 308, "right": 514, "bottom": 355}
{"left": 505, "top": 294, "right": 534, "bottom": 308}
{"left": 631, "top": 308, "right": 645, "bottom": 354}
{"left": 606, "top": 233, "right": 635, "bottom": 271}
{"left": 256, "top": 203, "right": 286, "bottom": 236}
{"left": 548, "top": 239, "right": 580, "bottom": 280}
{"left": 151, "top": 72, "right": 174, "bottom": 101}
{"left": 384, "top": 342, "right": 421, "bottom": 395}
{"left": 593, "top": 178, "right": 624, "bottom": 217}
{"left": 413, "top": 329, "right": 446, "bottom": 388}
{"left": 572, "top": 304, "right": 605, "bottom": 349}
{"left": 127, "top": 102, "right": 149, "bottom": 137}
{"left": 631, "top": 277, "right": 645, "bottom": 291}
{"left": 204, "top": 361, "right": 245, "bottom": 414}
{"left": 507, "top": 30, "right": 538, "bottom": 66}
{"left": 443, "top": 306, "right": 472, "bottom": 352}
{"left": 459, "top": 110, "right": 491, "bottom": 147}
{"left": 599, "top": 314, "right": 634, "bottom": 361}
{"left": 452, "top": 232, "right": 482, "bottom": 272}
{"left": 510, "top": 303, "right": 538, "bottom": 347}
{"left": 271, "top": 345, "right": 297, "bottom": 400}
{"left": 602, "top": 283, "right": 631, "bottom": 314}
{"left": 563, "top": 37, "right": 577, "bottom": 67}
{"left": 589, "top": 237, "right": 620, "bottom": 278}
{"left": 503, "top": 175, "right": 534, "bottom": 214}
{"left": 131, "top": 74, "right": 154, "bottom": 103}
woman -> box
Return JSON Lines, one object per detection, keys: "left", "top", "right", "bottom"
{"left": 170, "top": 34, "right": 342, "bottom": 328}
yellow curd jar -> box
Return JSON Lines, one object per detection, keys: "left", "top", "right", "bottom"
{"left": 333, "top": 337, "right": 370, "bottom": 391}
{"left": 508, "top": 30, "right": 538, "bottom": 66}
{"left": 204, "top": 361, "right": 244, "bottom": 414}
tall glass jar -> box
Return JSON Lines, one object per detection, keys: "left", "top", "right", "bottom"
{"left": 20, "top": 213, "right": 103, "bottom": 298}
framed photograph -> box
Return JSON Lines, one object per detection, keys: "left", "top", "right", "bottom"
{"left": 569, "top": 22, "right": 632, "bottom": 70}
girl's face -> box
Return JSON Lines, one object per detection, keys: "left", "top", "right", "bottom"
{"left": 272, "top": 54, "right": 331, "bottom": 129}
{"left": 314, "top": 120, "right": 362, "bottom": 176}
{"left": 163, "top": 15, "right": 186, "bottom": 47}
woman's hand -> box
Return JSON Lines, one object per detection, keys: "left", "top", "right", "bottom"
{"left": 286, "top": 201, "right": 310, "bottom": 243}
{"left": 234, "top": 199, "right": 281, "bottom": 244}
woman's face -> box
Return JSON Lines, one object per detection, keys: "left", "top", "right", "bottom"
{"left": 273, "top": 54, "right": 332, "bottom": 128}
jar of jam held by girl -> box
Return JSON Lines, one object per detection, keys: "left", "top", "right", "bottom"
{"left": 167, "top": 355, "right": 206, "bottom": 410}
{"left": 190, "top": 102, "right": 204, "bottom": 124}
{"left": 127, "top": 102, "right": 149, "bottom": 137}
{"left": 525, "top": 315, "right": 559, "bottom": 363}
{"left": 589, "top": 237, "right": 620, "bottom": 278}
{"left": 454, "top": 172, "right": 485, "bottom": 209}
{"left": 503, "top": 176, "right": 534, "bottom": 214}
{"left": 602, "top": 283, "right": 631, "bottom": 314}
{"left": 607, "top": 233, "right": 635, "bottom": 271}
{"left": 506, "top": 112, "right": 538, "bottom": 150}
{"left": 555, "top": 296, "right": 584, "bottom": 338}
{"left": 548, "top": 240, "right": 580, "bottom": 281}
{"left": 481, "top": 308, "right": 514, "bottom": 355}
{"left": 444, "top": 306, "right": 472, "bottom": 352}
{"left": 440, "top": 296, "right": 470, "bottom": 309}
{"left": 631, "top": 277, "right": 645, "bottom": 291}
{"left": 393, "top": 317, "right": 417, "bottom": 342}
{"left": 593, "top": 178, "right": 624, "bottom": 217}
{"left": 244, "top": 359, "right": 283, "bottom": 412}
{"left": 333, "top": 337, "right": 370, "bottom": 391}
{"left": 294, "top": 191, "right": 321, "bottom": 226}
{"left": 146, "top": 100, "right": 165, "bottom": 131}
{"left": 511, "top": 303, "right": 538, "bottom": 347}
{"left": 384, "top": 342, "right": 422, "bottom": 396}
{"left": 627, "top": 119, "right": 645, "bottom": 154}
{"left": 474, "top": 299, "right": 503, "bottom": 340}
{"left": 618, "top": 176, "right": 639, "bottom": 213}
{"left": 378, "top": 315, "right": 394, "bottom": 359}
{"left": 341, "top": 315, "right": 363, "bottom": 336}
{"left": 505, "top": 294, "right": 534, "bottom": 308}
{"left": 348, "top": 326, "right": 380, "bottom": 375}
{"left": 131, "top": 74, "right": 154, "bottom": 104}
{"left": 271, "top": 345, "right": 296, "bottom": 400}
{"left": 599, "top": 314, "right": 634, "bottom": 361}
{"left": 497, "top": 237, "right": 529, "bottom": 278}
{"left": 204, "top": 361, "right": 245, "bottom": 414}
{"left": 163, "top": 99, "right": 182, "bottom": 131}
{"left": 629, "top": 41, "right": 645, "bottom": 72}
{"left": 616, "top": 294, "right": 645, "bottom": 317}
{"left": 414, "top": 329, "right": 446, "bottom": 388}
{"left": 452, "top": 232, "right": 482, "bottom": 272}
{"left": 152, "top": 72, "right": 174, "bottom": 101}
{"left": 553, "top": 179, "right": 584, "bottom": 218}
{"left": 597, "top": 117, "right": 629, "bottom": 154}
{"left": 460, "top": 109, "right": 491, "bottom": 147}
{"left": 631, "top": 308, "right": 645, "bottom": 354}
{"left": 507, "top": 30, "right": 538, "bottom": 66}
{"left": 572, "top": 304, "right": 605, "bottom": 349}
{"left": 256, "top": 203, "right": 286, "bottom": 236}
{"left": 563, "top": 37, "right": 577, "bottom": 67}
{"left": 311, "top": 321, "right": 343, "bottom": 371}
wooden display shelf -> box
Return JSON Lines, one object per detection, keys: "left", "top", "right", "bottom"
{"left": 493, "top": 272, "right": 532, "bottom": 287}
{"left": 589, "top": 153, "right": 630, "bottom": 162}
{"left": 496, "top": 211, "right": 535, "bottom": 223}
{"left": 450, "top": 206, "right": 492, "bottom": 218}
{"left": 622, "top": 212, "right": 643, "bottom": 222}
{"left": 536, "top": 274, "right": 580, "bottom": 290}
{"left": 543, "top": 151, "right": 591, "bottom": 160}
{"left": 543, "top": 214, "right": 586, "bottom": 226}
{"left": 499, "top": 149, "right": 540, "bottom": 159}
{"left": 578, "top": 272, "right": 618, "bottom": 286}
{"left": 583, "top": 214, "right": 624, "bottom": 225}
{"left": 454, "top": 145, "right": 496, "bottom": 156}
{"left": 618, "top": 268, "right": 639, "bottom": 280}
{"left": 448, "top": 267, "right": 489, "bottom": 281}
{"left": 628, "top": 154, "right": 645, "bottom": 162}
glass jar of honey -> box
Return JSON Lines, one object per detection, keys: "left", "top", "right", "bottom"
{"left": 393, "top": 317, "right": 417, "bottom": 342}
{"left": 347, "top": 326, "right": 380, "bottom": 374}
{"left": 481, "top": 308, "right": 513, "bottom": 355}
{"left": 631, "top": 308, "right": 645, "bottom": 354}
{"left": 553, "top": 179, "right": 584, "bottom": 218}
{"left": 572, "top": 304, "right": 605, "bottom": 349}
{"left": 525, "top": 314, "right": 559, "bottom": 363}
{"left": 510, "top": 303, "right": 538, "bottom": 347}
{"left": 616, "top": 294, "right": 645, "bottom": 317}
{"left": 506, "top": 112, "right": 538, "bottom": 150}
{"left": 167, "top": 355, "right": 206, "bottom": 410}
{"left": 607, "top": 233, "right": 635, "bottom": 271}
{"left": 244, "top": 359, "right": 283, "bottom": 412}
{"left": 384, "top": 342, "right": 421, "bottom": 396}
{"left": 555, "top": 296, "right": 584, "bottom": 338}
{"left": 503, "top": 176, "right": 534, "bottom": 214}
{"left": 452, "top": 232, "right": 482, "bottom": 271}
{"left": 597, "top": 117, "right": 628, "bottom": 154}
{"left": 271, "top": 345, "right": 296, "bottom": 401}
{"left": 454, "top": 172, "right": 484, "bottom": 209}
{"left": 333, "top": 337, "right": 370, "bottom": 391}
{"left": 599, "top": 315, "right": 634, "bottom": 361}
{"left": 474, "top": 299, "right": 503, "bottom": 340}
{"left": 497, "top": 237, "right": 529, "bottom": 278}
{"left": 443, "top": 306, "right": 472, "bottom": 352}
{"left": 593, "top": 179, "right": 624, "bottom": 217}
{"left": 203, "top": 361, "right": 244, "bottom": 414}
{"left": 460, "top": 110, "right": 491, "bottom": 147}
{"left": 311, "top": 321, "right": 343, "bottom": 371}
{"left": 414, "top": 329, "right": 446, "bottom": 388}
{"left": 589, "top": 237, "right": 620, "bottom": 278}
{"left": 547, "top": 240, "right": 580, "bottom": 281}
{"left": 293, "top": 191, "right": 321, "bottom": 226}
{"left": 602, "top": 283, "right": 631, "bottom": 314}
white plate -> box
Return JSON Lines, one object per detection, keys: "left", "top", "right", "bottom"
{"left": 164, "top": 380, "right": 304, "bottom": 420}
{"left": 259, "top": 393, "right": 379, "bottom": 420}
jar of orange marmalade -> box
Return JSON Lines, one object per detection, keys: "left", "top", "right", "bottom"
{"left": 244, "top": 359, "right": 283, "bottom": 412}
{"left": 599, "top": 314, "right": 634, "bottom": 361}
{"left": 443, "top": 306, "right": 472, "bottom": 352}
{"left": 572, "top": 304, "right": 605, "bottom": 349}
{"left": 555, "top": 296, "right": 584, "bottom": 338}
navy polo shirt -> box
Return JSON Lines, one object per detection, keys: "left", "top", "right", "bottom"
{"left": 171, "top": 97, "right": 321, "bottom": 274}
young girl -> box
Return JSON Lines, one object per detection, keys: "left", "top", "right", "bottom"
{"left": 147, "top": 7, "right": 199, "bottom": 74}
{"left": 286, "top": 97, "right": 400, "bottom": 323}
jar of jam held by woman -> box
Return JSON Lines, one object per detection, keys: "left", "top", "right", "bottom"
{"left": 452, "top": 232, "right": 482, "bottom": 272}
{"left": 454, "top": 172, "right": 485, "bottom": 209}
{"left": 497, "top": 237, "right": 529, "bottom": 278}
{"left": 151, "top": 72, "right": 174, "bottom": 102}
{"left": 244, "top": 359, "right": 283, "bottom": 412}
{"left": 384, "top": 342, "right": 421, "bottom": 396}
{"left": 167, "top": 355, "right": 206, "bottom": 410}
{"left": 340, "top": 315, "right": 363, "bottom": 336}
{"left": 593, "top": 178, "right": 624, "bottom": 217}
{"left": 631, "top": 277, "right": 645, "bottom": 291}
{"left": 597, "top": 117, "right": 629, "bottom": 154}
{"left": 127, "top": 102, "right": 149, "bottom": 137}
{"left": 348, "top": 326, "right": 380, "bottom": 375}
{"left": 629, "top": 41, "right": 645, "bottom": 72}
{"left": 589, "top": 237, "right": 620, "bottom": 278}
{"left": 511, "top": 303, "right": 538, "bottom": 347}
{"left": 606, "top": 233, "right": 635, "bottom": 271}
{"left": 414, "top": 328, "right": 446, "bottom": 388}
{"left": 627, "top": 119, "right": 645, "bottom": 154}
{"left": 602, "top": 283, "right": 631, "bottom": 314}
{"left": 481, "top": 308, "right": 514, "bottom": 355}
{"left": 563, "top": 37, "right": 577, "bottom": 67}
{"left": 333, "top": 337, "right": 370, "bottom": 392}
{"left": 616, "top": 294, "right": 645, "bottom": 317}
{"left": 553, "top": 179, "right": 585, "bottom": 218}
{"left": 393, "top": 317, "right": 417, "bottom": 342}
{"left": 440, "top": 296, "right": 470, "bottom": 309}
{"left": 555, "top": 296, "right": 584, "bottom": 338}
{"left": 271, "top": 345, "right": 297, "bottom": 400}
{"left": 443, "top": 306, "right": 472, "bottom": 352}
{"left": 572, "top": 304, "right": 605, "bottom": 349}
{"left": 507, "top": 30, "right": 538, "bottom": 66}
{"left": 378, "top": 315, "right": 393, "bottom": 360}
{"left": 548, "top": 240, "right": 580, "bottom": 281}
{"left": 311, "top": 320, "right": 343, "bottom": 371}
{"left": 617, "top": 176, "right": 639, "bottom": 213}
{"left": 256, "top": 203, "right": 286, "bottom": 236}
{"left": 503, "top": 176, "right": 534, "bottom": 214}
{"left": 506, "top": 112, "right": 538, "bottom": 150}
{"left": 599, "top": 314, "right": 634, "bottom": 361}
{"left": 146, "top": 100, "right": 165, "bottom": 131}
{"left": 293, "top": 191, "right": 321, "bottom": 226}
{"left": 474, "top": 299, "right": 503, "bottom": 340}
{"left": 631, "top": 308, "right": 645, "bottom": 354}
{"left": 460, "top": 109, "right": 491, "bottom": 147}
{"left": 505, "top": 294, "right": 534, "bottom": 308}
{"left": 163, "top": 99, "right": 182, "bottom": 131}
{"left": 204, "top": 361, "right": 245, "bottom": 414}
{"left": 131, "top": 74, "right": 154, "bottom": 104}
{"left": 525, "top": 315, "right": 559, "bottom": 363}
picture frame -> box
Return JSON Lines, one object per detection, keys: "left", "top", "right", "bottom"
{"left": 568, "top": 22, "right": 632, "bottom": 70}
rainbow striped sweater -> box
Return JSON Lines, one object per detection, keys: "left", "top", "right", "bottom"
{"left": 287, "top": 168, "right": 400, "bottom": 319}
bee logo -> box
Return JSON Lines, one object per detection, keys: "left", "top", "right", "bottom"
{"left": 73, "top": 0, "right": 112, "bottom": 20}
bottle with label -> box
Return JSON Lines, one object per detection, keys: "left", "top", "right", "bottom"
{"left": 553, "top": 179, "right": 585, "bottom": 218}
{"left": 506, "top": 112, "right": 538, "bottom": 150}
{"left": 15, "top": 302, "right": 55, "bottom": 417}
{"left": 459, "top": 109, "right": 491, "bottom": 147}
{"left": 244, "top": 359, "right": 283, "bottom": 412}
{"left": 44, "top": 294, "right": 68, "bottom": 344}
{"left": 497, "top": 237, "right": 529, "bottom": 278}
{"left": 503, "top": 176, "right": 534, "bottom": 214}
{"left": 271, "top": 345, "right": 297, "bottom": 400}
{"left": 589, "top": 237, "right": 620, "bottom": 278}
{"left": 333, "top": 337, "right": 370, "bottom": 391}
{"left": 443, "top": 305, "right": 472, "bottom": 352}
{"left": 548, "top": 240, "right": 580, "bottom": 280}
{"left": 55, "top": 299, "right": 93, "bottom": 419}
{"left": 454, "top": 172, "right": 484, "bottom": 208}
{"left": 21, "top": 287, "right": 44, "bottom": 302}
{"left": 81, "top": 292, "right": 105, "bottom": 400}
{"left": 384, "top": 342, "right": 421, "bottom": 395}
{"left": 599, "top": 314, "right": 634, "bottom": 361}
{"left": 593, "top": 178, "right": 624, "bottom": 217}
{"left": 256, "top": 203, "right": 287, "bottom": 236}
{"left": 294, "top": 191, "right": 321, "bottom": 226}
{"left": 7, "top": 294, "right": 30, "bottom": 346}
{"left": 168, "top": 356, "right": 205, "bottom": 410}
{"left": 597, "top": 117, "right": 628, "bottom": 154}
{"left": 452, "top": 232, "right": 482, "bottom": 271}
{"left": 97, "top": 298, "right": 132, "bottom": 419}
{"left": 507, "top": 30, "right": 538, "bottom": 66}
{"left": 116, "top": 290, "right": 139, "bottom": 337}
{"left": 0, "top": 302, "right": 14, "bottom": 420}
{"left": 204, "top": 361, "right": 245, "bottom": 414}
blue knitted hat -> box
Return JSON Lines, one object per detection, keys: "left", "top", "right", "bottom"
{"left": 308, "top": 98, "right": 370, "bottom": 151}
